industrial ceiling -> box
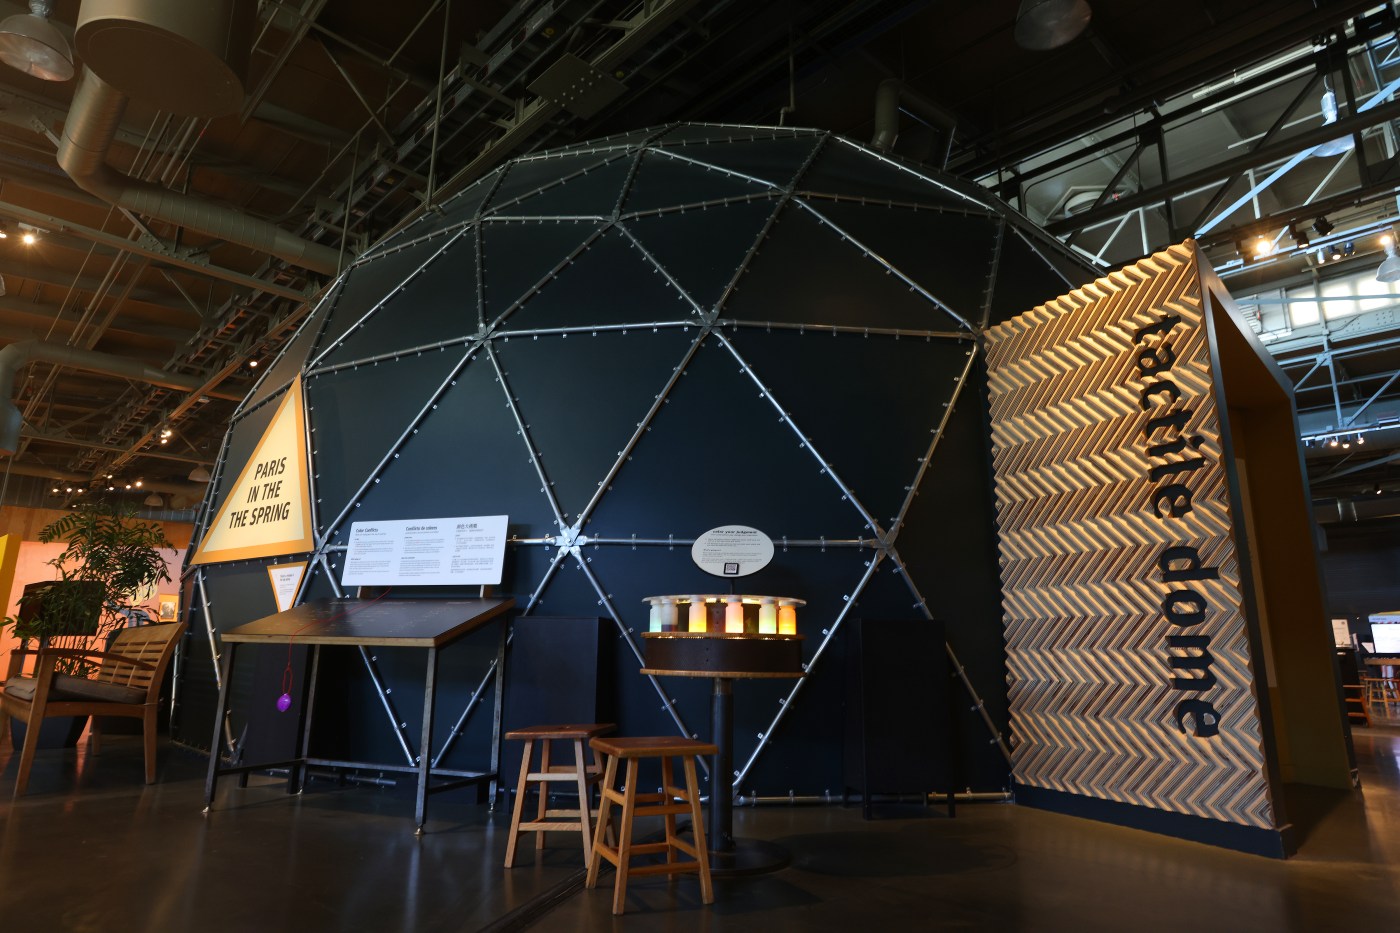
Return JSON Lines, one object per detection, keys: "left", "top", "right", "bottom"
{"left": 0, "top": 0, "right": 1394, "bottom": 512}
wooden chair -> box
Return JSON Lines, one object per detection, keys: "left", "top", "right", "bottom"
{"left": 586, "top": 735, "right": 716, "bottom": 916}
{"left": 503, "top": 723, "right": 615, "bottom": 867}
{"left": 0, "top": 622, "right": 185, "bottom": 797}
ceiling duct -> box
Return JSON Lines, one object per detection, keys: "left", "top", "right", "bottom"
{"left": 870, "top": 78, "right": 957, "bottom": 165}
{"left": 0, "top": 339, "right": 209, "bottom": 454}
{"left": 74, "top": 0, "right": 254, "bottom": 118}
{"left": 57, "top": 67, "right": 342, "bottom": 275}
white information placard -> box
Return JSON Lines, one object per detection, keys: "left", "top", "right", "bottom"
{"left": 1331, "top": 618, "right": 1352, "bottom": 648}
{"left": 268, "top": 561, "right": 308, "bottom": 612}
{"left": 341, "top": 515, "right": 508, "bottom": 587}
{"left": 691, "top": 525, "right": 774, "bottom": 577}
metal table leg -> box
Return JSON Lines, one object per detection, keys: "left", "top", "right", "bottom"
{"left": 415, "top": 646, "right": 440, "bottom": 835}
{"left": 203, "top": 641, "right": 238, "bottom": 812}
{"left": 706, "top": 676, "right": 789, "bottom": 876}
{"left": 290, "top": 644, "right": 321, "bottom": 794}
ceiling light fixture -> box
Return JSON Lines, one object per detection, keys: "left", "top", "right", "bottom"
{"left": 143, "top": 492, "right": 163, "bottom": 508}
{"left": 1313, "top": 216, "right": 1335, "bottom": 236}
{"left": 188, "top": 465, "right": 212, "bottom": 483}
{"left": 20, "top": 230, "right": 36, "bottom": 245}
{"left": 1289, "top": 224, "right": 1310, "bottom": 249}
{"left": 1376, "top": 234, "right": 1400, "bottom": 282}
{"left": 1312, "top": 83, "right": 1356, "bottom": 158}
{"left": 1013, "top": 0, "right": 1092, "bottom": 51}
{"left": 0, "top": 1, "right": 74, "bottom": 82}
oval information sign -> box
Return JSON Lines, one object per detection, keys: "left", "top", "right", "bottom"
{"left": 691, "top": 525, "right": 774, "bottom": 577}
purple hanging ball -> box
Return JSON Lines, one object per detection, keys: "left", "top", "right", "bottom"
{"left": 276, "top": 693, "right": 292, "bottom": 713}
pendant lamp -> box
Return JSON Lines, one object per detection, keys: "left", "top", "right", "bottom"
{"left": 0, "top": 0, "right": 73, "bottom": 81}
{"left": 1014, "top": 0, "right": 1092, "bottom": 51}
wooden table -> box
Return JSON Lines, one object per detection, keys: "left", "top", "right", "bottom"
{"left": 642, "top": 631, "right": 803, "bottom": 876}
{"left": 1365, "top": 656, "right": 1400, "bottom": 677}
{"left": 203, "top": 597, "right": 514, "bottom": 833}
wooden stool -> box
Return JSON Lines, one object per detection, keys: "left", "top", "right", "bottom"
{"left": 1344, "top": 682, "right": 1371, "bottom": 726}
{"left": 504, "top": 723, "right": 614, "bottom": 867}
{"left": 586, "top": 736, "right": 716, "bottom": 915}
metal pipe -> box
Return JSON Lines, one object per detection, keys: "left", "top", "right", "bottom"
{"left": 57, "top": 69, "right": 342, "bottom": 275}
{"left": 871, "top": 78, "right": 957, "bottom": 153}
{"left": 0, "top": 339, "right": 208, "bottom": 454}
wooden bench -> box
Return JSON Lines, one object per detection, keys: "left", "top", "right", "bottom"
{"left": 586, "top": 735, "right": 716, "bottom": 915}
{"left": 0, "top": 622, "right": 185, "bottom": 797}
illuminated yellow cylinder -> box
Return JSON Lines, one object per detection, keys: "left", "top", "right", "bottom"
{"left": 778, "top": 599, "right": 797, "bottom": 635}
{"left": 688, "top": 596, "right": 707, "bottom": 633}
{"left": 724, "top": 597, "right": 744, "bottom": 634}
{"left": 758, "top": 598, "right": 777, "bottom": 635}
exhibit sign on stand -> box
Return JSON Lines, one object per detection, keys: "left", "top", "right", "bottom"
{"left": 341, "top": 515, "right": 508, "bottom": 587}
{"left": 690, "top": 525, "right": 774, "bottom": 577}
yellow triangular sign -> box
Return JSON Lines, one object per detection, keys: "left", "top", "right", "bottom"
{"left": 192, "top": 377, "right": 314, "bottom": 565}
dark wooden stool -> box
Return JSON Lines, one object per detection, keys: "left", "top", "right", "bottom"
{"left": 504, "top": 723, "right": 615, "bottom": 867}
{"left": 586, "top": 735, "right": 717, "bottom": 915}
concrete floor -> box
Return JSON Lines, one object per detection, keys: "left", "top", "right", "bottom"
{"left": 2, "top": 728, "right": 1399, "bottom": 931}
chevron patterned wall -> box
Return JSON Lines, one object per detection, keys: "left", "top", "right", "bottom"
{"left": 985, "top": 243, "right": 1277, "bottom": 832}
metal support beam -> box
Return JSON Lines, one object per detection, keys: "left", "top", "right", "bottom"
{"left": 1045, "top": 95, "right": 1400, "bottom": 237}
{"left": 0, "top": 199, "right": 314, "bottom": 302}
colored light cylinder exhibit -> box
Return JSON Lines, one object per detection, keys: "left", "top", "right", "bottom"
{"left": 725, "top": 596, "right": 744, "bottom": 633}
{"left": 688, "top": 596, "right": 707, "bottom": 633}
{"left": 758, "top": 597, "right": 778, "bottom": 635}
{"left": 645, "top": 595, "right": 803, "bottom": 637}
{"left": 778, "top": 599, "right": 798, "bottom": 635}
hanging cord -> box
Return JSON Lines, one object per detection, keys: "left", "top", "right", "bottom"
{"left": 278, "top": 588, "right": 393, "bottom": 711}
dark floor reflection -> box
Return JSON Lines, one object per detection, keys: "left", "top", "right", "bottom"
{"left": 3, "top": 729, "right": 1400, "bottom": 931}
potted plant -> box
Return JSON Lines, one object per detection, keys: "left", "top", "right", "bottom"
{"left": 2, "top": 500, "right": 173, "bottom": 747}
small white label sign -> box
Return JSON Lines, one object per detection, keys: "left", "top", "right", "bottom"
{"left": 1331, "top": 618, "right": 1351, "bottom": 648}
{"left": 342, "top": 515, "right": 508, "bottom": 587}
{"left": 267, "top": 561, "right": 308, "bottom": 612}
{"left": 691, "top": 525, "right": 774, "bottom": 577}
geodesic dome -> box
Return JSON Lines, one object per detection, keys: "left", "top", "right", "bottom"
{"left": 179, "top": 124, "right": 1092, "bottom": 793}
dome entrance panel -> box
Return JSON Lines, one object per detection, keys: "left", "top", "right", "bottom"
{"left": 319, "top": 231, "right": 480, "bottom": 368}
{"left": 622, "top": 198, "right": 780, "bottom": 315}
{"left": 496, "top": 327, "right": 698, "bottom": 526}
{"left": 481, "top": 220, "right": 606, "bottom": 327}
{"left": 723, "top": 203, "right": 965, "bottom": 331}
{"left": 497, "top": 228, "right": 698, "bottom": 331}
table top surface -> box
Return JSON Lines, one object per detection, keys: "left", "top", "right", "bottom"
{"left": 223, "top": 597, "right": 514, "bottom": 647}
{"left": 1366, "top": 656, "right": 1400, "bottom": 665}
{"left": 640, "top": 667, "right": 804, "bottom": 680}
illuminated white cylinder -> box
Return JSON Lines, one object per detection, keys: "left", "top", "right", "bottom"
{"left": 688, "top": 596, "right": 707, "bottom": 633}
{"left": 659, "top": 597, "right": 678, "bottom": 632}
{"left": 758, "top": 598, "right": 777, "bottom": 635}
{"left": 778, "top": 599, "right": 797, "bottom": 635}
{"left": 647, "top": 598, "right": 663, "bottom": 632}
{"left": 724, "top": 597, "right": 744, "bottom": 634}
